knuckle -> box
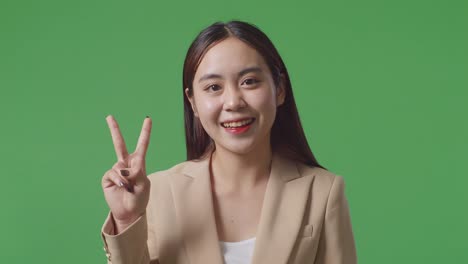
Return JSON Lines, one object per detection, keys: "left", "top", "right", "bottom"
{"left": 133, "top": 156, "right": 145, "bottom": 164}
{"left": 103, "top": 169, "right": 113, "bottom": 177}
{"left": 112, "top": 160, "right": 126, "bottom": 169}
{"left": 102, "top": 169, "right": 115, "bottom": 184}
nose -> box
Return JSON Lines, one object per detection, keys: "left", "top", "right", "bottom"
{"left": 222, "top": 85, "right": 246, "bottom": 111}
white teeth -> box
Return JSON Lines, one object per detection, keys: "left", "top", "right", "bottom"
{"left": 222, "top": 118, "right": 253, "bottom": 128}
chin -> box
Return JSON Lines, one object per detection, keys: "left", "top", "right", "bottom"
{"left": 215, "top": 140, "right": 264, "bottom": 156}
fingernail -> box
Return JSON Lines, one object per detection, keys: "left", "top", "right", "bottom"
{"left": 125, "top": 184, "right": 134, "bottom": 193}
{"left": 118, "top": 181, "right": 124, "bottom": 187}
{"left": 120, "top": 169, "right": 130, "bottom": 177}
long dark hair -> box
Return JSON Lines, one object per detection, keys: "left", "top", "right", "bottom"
{"left": 183, "top": 20, "right": 325, "bottom": 169}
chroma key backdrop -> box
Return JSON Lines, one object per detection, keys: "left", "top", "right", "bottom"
{"left": 0, "top": 0, "right": 467, "bottom": 263}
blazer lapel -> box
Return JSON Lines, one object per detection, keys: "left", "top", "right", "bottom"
{"left": 169, "top": 155, "right": 224, "bottom": 264}
{"left": 251, "top": 153, "right": 315, "bottom": 264}
{"left": 169, "top": 152, "right": 314, "bottom": 264}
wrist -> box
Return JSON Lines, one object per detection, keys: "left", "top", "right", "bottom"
{"left": 112, "top": 213, "right": 143, "bottom": 234}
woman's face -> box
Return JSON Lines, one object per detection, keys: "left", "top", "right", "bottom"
{"left": 186, "top": 37, "right": 285, "bottom": 155}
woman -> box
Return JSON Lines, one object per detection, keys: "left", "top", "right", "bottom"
{"left": 101, "top": 20, "right": 357, "bottom": 264}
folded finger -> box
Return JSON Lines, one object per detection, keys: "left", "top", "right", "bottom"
{"left": 113, "top": 167, "right": 142, "bottom": 181}
{"left": 102, "top": 169, "right": 130, "bottom": 189}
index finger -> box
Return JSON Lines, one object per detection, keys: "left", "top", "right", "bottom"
{"left": 106, "top": 115, "right": 129, "bottom": 161}
{"left": 135, "top": 116, "right": 152, "bottom": 157}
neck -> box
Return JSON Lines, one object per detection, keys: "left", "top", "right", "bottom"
{"left": 210, "top": 144, "right": 272, "bottom": 194}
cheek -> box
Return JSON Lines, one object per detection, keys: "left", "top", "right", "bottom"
{"left": 253, "top": 90, "right": 278, "bottom": 114}
{"left": 194, "top": 97, "right": 220, "bottom": 124}
{"left": 254, "top": 93, "right": 279, "bottom": 131}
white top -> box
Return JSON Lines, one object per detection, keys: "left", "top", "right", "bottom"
{"left": 219, "top": 237, "right": 256, "bottom": 264}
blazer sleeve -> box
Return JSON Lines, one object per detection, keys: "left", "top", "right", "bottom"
{"left": 314, "top": 176, "right": 357, "bottom": 264}
{"left": 101, "top": 212, "right": 155, "bottom": 264}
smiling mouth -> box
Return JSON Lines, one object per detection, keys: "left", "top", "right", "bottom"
{"left": 221, "top": 118, "right": 255, "bottom": 128}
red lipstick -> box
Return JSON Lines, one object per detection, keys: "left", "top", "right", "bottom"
{"left": 221, "top": 118, "right": 255, "bottom": 135}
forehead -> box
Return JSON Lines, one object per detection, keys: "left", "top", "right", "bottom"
{"left": 195, "top": 37, "right": 268, "bottom": 79}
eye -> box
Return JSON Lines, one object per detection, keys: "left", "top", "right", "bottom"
{"left": 241, "top": 78, "right": 259, "bottom": 86}
{"left": 205, "top": 84, "right": 222, "bottom": 92}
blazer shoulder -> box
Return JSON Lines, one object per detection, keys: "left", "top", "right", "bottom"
{"left": 298, "top": 164, "right": 342, "bottom": 185}
{"left": 146, "top": 159, "right": 202, "bottom": 183}
{"left": 297, "top": 163, "right": 347, "bottom": 200}
{"left": 295, "top": 164, "right": 352, "bottom": 227}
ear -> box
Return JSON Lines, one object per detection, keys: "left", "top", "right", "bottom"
{"left": 276, "top": 75, "right": 286, "bottom": 107}
{"left": 185, "top": 88, "right": 199, "bottom": 117}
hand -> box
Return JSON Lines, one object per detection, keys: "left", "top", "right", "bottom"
{"left": 101, "top": 115, "right": 152, "bottom": 233}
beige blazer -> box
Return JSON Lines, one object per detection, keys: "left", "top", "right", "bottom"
{"left": 101, "top": 152, "right": 357, "bottom": 264}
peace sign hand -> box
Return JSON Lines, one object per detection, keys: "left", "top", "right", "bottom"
{"left": 102, "top": 115, "right": 152, "bottom": 233}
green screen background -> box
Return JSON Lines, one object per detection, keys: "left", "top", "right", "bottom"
{"left": 1, "top": 0, "right": 466, "bottom": 263}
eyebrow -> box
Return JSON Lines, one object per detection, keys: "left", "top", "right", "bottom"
{"left": 198, "top": 66, "right": 263, "bottom": 83}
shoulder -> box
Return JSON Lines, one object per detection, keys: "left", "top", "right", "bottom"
{"left": 143, "top": 160, "right": 200, "bottom": 202}
{"left": 146, "top": 158, "right": 209, "bottom": 185}
{"left": 296, "top": 162, "right": 347, "bottom": 204}
{"left": 147, "top": 160, "right": 193, "bottom": 182}
{"left": 297, "top": 163, "right": 343, "bottom": 187}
